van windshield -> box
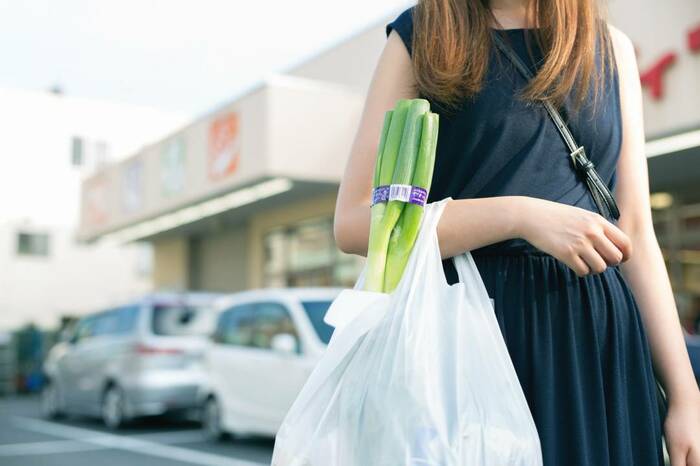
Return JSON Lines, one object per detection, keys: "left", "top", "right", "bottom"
{"left": 301, "top": 301, "right": 334, "bottom": 344}
{"left": 151, "top": 304, "right": 214, "bottom": 337}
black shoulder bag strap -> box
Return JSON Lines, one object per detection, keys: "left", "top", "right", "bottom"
{"left": 491, "top": 32, "right": 620, "bottom": 221}
{"left": 492, "top": 32, "right": 671, "bottom": 428}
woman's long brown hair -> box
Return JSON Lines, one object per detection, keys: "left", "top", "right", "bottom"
{"left": 411, "top": 0, "right": 613, "bottom": 114}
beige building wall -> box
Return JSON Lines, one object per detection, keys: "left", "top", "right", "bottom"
{"left": 286, "top": 19, "right": 389, "bottom": 96}
{"left": 190, "top": 224, "right": 249, "bottom": 292}
{"left": 152, "top": 236, "right": 189, "bottom": 290}
{"left": 265, "top": 76, "right": 364, "bottom": 183}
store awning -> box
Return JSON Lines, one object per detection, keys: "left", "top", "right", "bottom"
{"left": 646, "top": 127, "right": 700, "bottom": 198}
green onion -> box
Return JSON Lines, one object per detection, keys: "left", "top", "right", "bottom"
{"left": 373, "top": 111, "right": 393, "bottom": 189}
{"left": 363, "top": 99, "right": 430, "bottom": 292}
{"left": 383, "top": 111, "right": 439, "bottom": 292}
{"left": 364, "top": 100, "right": 409, "bottom": 291}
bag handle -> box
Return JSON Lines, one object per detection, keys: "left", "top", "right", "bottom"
{"left": 452, "top": 250, "right": 495, "bottom": 311}
{"left": 491, "top": 32, "right": 620, "bottom": 221}
{"left": 453, "top": 251, "right": 480, "bottom": 286}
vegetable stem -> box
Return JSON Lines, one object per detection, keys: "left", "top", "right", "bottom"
{"left": 383, "top": 112, "right": 439, "bottom": 292}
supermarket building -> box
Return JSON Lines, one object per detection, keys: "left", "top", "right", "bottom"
{"left": 77, "top": 17, "right": 389, "bottom": 291}
{"left": 79, "top": 3, "right": 700, "bottom": 320}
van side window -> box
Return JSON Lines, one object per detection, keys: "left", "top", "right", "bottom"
{"left": 151, "top": 304, "right": 214, "bottom": 336}
{"left": 251, "top": 302, "right": 299, "bottom": 352}
{"left": 93, "top": 310, "right": 120, "bottom": 336}
{"left": 85, "top": 306, "right": 139, "bottom": 338}
{"left": 116, "top": 306, "right": 139, "bottom": 333}
{"left": 214, "top": 304, "right": 256, "bottom": 347}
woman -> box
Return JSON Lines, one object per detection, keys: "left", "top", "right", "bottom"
{"left": 333, "top": 1, "right": 700, "bottom": 465}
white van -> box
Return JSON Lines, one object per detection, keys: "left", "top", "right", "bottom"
{"left": 199, "top": 287, "right": 342, "bottom": 440}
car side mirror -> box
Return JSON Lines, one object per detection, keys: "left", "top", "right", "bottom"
{"left": 270, "top": 333, "right": 298, "bottom": 354}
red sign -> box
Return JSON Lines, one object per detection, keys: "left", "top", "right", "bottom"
{"left": 689, "top": 25, "right": 700, "bottom": 52}
{"left": 640, "top": 52, "right": 677, "bottom": 99}
{"left": 639, "top": 23, "right": 700, "bottom": 100}
{"left": 207, "top": 112, "right": 241, "bottom": 181}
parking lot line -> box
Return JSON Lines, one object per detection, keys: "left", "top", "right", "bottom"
{"left": 0, "top": 439, "right": 103, "bottom": 456}
{"left": 11, "top": 417, "right": 266, "bottom": 466}
{"left": 0, "top": 429, "right": 210, "bottom": 457}
{"left": 130, "top": 429, "right": 208, "bottom": 444}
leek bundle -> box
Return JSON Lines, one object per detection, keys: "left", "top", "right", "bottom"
{"left": 363, "top": 98, "right": 440, "bottom": 293}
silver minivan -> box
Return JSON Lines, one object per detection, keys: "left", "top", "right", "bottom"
{"left": 42, "top": 292, "right": 221, "bottom": 429}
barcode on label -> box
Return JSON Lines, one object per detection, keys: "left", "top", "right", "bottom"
{"left": 389, "top": 184, "right": 412, "bottom": 202}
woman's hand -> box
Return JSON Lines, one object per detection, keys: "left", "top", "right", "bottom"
{"left": 517, "top": 197, "right": 633, "bottom": 276}
{"left": 664, "top": 393, "right": 700, "bottom": 466}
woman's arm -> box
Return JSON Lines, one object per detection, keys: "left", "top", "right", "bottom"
{"left": 335, "top": 30, "right": 631, "bottom": 275}
{"left": 608, "top": 24, "right": 700, "bottom": 464}
{"left": 332, "top": 30, "right": 414, "bottom": 256}
{"left": 333, "top": 30, "right": 526, "bottom": 259}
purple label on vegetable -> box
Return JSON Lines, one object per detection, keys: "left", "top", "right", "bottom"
{"left": 371, "top": 185, "right": 390, "bottom": 206}
{"left": 409, "top": 186, "right": 428, "bottom": 206}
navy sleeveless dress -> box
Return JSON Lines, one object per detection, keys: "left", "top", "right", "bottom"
{"left": 386, "top": 6, "right": 665, "bottom": 466}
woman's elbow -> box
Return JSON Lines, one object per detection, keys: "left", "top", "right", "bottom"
{"left": 333, "top": 214, "right": 354, "bottom": 255}
{"left": 333, "top": 210, "right": 367, "bottom": 257}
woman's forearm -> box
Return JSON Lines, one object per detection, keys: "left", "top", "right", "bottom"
{"left": 334, "top": 196, "right": 525, "bottom": 258}
{"left": 620, "top": 230, "right": 700, "bottom": 403}
{"left": 435, "top": 196, "right": 524, "bottom": 259}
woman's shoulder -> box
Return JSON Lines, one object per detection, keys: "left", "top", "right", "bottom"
{"left": 385, "top": 5, "right": 416, "bottom": 56}
{"left": 606, "top": 22, "right": 635, "bottom": 63}
{"left": 605, "top": 22, "right": 638, "bottom": 86}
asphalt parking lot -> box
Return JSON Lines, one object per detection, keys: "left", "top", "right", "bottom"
{"left": 0, "top": 396, "right": 273, "bottom": 466}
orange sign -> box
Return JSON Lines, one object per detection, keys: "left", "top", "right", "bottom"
{"left": 207, "top": 112, "right": 241, "bottom": 181}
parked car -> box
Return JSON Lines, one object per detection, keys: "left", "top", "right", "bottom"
{"left": 199, "top": 287, "right": 342, "bottom": 440}
{"left": 41, "top": 292, "right": 222, "bottom": 429}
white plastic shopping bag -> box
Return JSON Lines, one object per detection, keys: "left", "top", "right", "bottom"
{"left": 271, "top": 197, "right": 543, "bottom": 466}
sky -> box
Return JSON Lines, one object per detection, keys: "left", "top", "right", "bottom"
{"left": 0, "top": 0, "right": 411, "bottom": 118}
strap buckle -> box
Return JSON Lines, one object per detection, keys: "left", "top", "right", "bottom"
{"left": 569, "top": 146, "right": 595, "bottom": 173}
{"left": 569, "top": 146, "right": 585, "bottom": 168}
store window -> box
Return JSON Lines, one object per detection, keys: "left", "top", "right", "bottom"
{"left": 652, "top": 195, "right": 700, "bottom": 335}
{"left": 70, "top": 136, "right": 84, "bottom": 167}
{"left": 16, "top": 232, "right": 50, "bottom": 257}
{"left": 70, "top": 136, "right": 110, "bottom": 168}
{"left": 262, "top": 215, "right": 364, "bottom": 288}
